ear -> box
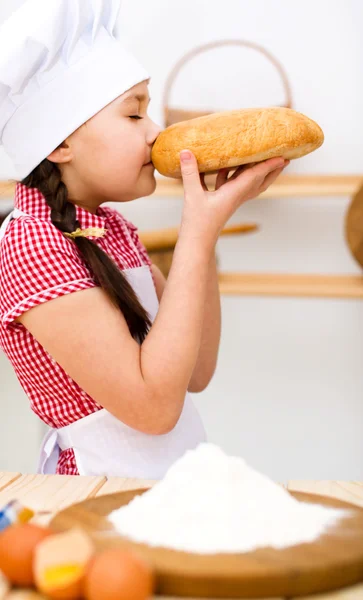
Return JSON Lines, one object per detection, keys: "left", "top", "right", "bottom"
{"left": 47, "top": 140, "right": 73, "bottom": 165}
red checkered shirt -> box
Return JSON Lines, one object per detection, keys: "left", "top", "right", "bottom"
{"left": 0, "top": 183, "right": 152, "bottom": 475}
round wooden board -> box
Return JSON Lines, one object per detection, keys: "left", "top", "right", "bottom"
{"left": 51, "top": 489, "right": 363, "bottom": 598}
{"left": 346, "top": 183, "right": 363, "bottom": 268}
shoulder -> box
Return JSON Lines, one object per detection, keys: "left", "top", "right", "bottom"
{"left": 0, "top": 215, "right": 89, "bottom": 267}
{"left": 1, "top": 215, "right": 88, "bottom": 274}
{"left": 3, "top": 215, "right": 71, "bottom": 250}
{"left": 0, "top": 216, "right": 96, "bottom": 329}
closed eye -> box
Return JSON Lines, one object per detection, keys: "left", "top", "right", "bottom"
{"left": 129, "top": 115, "right": 143, "bottom": 120}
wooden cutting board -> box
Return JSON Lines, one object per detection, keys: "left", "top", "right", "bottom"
{"left": 50, "top": 489, "right": 363, "bottom": 598}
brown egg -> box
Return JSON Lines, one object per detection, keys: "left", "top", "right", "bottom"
{"left": 0, "top": 568, "right": 10, "bottom": 596}
{"left": 0, "top": 523, "right": 53, "bottom": 586}
{"left": 6, "top": 592, "right": 48, "bottom": 599}
{"left": 34, "top": 528, "right": 94, "bottom": 600}
{"left": 84, "top": 548, "right": 155, "bottom": 600}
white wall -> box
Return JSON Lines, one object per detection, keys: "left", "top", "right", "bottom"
{"left": 0, "top": 0, "right": 362, "bottom": 480}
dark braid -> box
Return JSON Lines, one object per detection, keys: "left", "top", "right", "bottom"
{"left": 21, "top": 159, "right": 152, "bottom": 343}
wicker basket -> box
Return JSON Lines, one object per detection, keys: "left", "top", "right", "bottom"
{"left": 154, "top": 41, "right": 292, "bottom": 277}
{"left": 163, "top": 39, "right": 293, "bottom": 128}
{"left": 345, "top": 183, "right": 363, "bottom": 269}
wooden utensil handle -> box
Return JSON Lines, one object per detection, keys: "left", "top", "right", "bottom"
{"left": 139, "top": 223, "right": 258, "bottom": 252}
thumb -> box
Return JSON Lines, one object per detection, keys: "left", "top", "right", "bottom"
{"left": 180, "top": 150, "right": 201, "bottom": 194}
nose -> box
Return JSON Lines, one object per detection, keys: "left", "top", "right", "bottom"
{"left": 148, "top": 119, "right": 162, "bottom": 146}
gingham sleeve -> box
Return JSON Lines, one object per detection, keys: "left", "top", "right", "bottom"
{"left": 123, "top": 217, "right": 152, "bottom": 268}
{"left": 0, "top": 217, "right": 96, "bottom": 329}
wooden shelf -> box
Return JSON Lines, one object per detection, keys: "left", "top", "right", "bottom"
{"left": 1, "top": 175, "right": 362, "bottom": 202}
{"left": 0, "top": 181, "right": 15, "bottom": 201}
{"left": 153, "top": 174, "right": 363, "bottom": 199}
{"left": 218, "top": 272, "right": 363, "bottom": 299}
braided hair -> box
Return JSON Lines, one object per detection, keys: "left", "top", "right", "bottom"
{"left": 21, "top": 159, "right": 152, "bottom": 343}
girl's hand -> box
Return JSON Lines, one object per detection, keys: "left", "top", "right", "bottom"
{"left": 179, "top": 150, "right": 289, "bottom": 251}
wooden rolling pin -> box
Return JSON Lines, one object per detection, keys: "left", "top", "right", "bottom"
{"left": 139, "top": 222, "right": 258, "bottom": 252}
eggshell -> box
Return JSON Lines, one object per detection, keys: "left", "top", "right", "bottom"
{"left": 34, "top": 527, "right": 94, "bottom": 600}
{"left": 84, "top": 548, "right": 155, "bottom": 600}
{"left": 0, "top": 524, "right": 53, "bottom": 586}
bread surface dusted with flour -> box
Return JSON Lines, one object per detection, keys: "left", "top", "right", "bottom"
{"left": 151, "top": 107, "right": 324, "bottom": 178}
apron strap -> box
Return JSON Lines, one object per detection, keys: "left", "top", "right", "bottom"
{"left": 0, "top": 209, "right": 29, "bottom": 242}
{"left": 0, "top": 211, "right": 15, "bottom": 242}
{"left": 37, "top": 429, "right": 60, "bottom": 474}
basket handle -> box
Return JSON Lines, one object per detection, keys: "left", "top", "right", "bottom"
{"left": 163, "top": 39, "right": 293, "bottom": 114}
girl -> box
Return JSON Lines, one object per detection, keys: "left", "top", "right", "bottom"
{"left": 0, "top": 0, "right": 288, "bottom": 478}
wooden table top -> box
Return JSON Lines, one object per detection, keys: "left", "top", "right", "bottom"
{"left": 0, "top": 474, "right": 362, "bottom": 599}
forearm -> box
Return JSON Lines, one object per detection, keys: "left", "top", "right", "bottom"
{"left": 140, "top": 234, "right": 213, "bottom": 412}
{"left": 188, "top": 251, "right": 221, "bottom": 392}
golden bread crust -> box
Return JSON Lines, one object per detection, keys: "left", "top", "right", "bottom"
{"left": 151, "top": 107, "right": 324, "bottom": 178}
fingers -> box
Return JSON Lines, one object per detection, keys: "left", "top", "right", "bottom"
{"left": 228, "top": 163, "right": 256, "bottom": 181}
{"left": 180, "top": 153, "right": 289, "bottom": 200}
{"left": 216, "top": 164, "right": 253, "bottom": 189}
{"left": 180, "top": 150, "right": 203, "bottom": 196}
{"left": 258, "top": 166, "right": 285, "bottom": 193}
{"left": 199, "top": 173, "right": 208, "bottom": 191}
{"left": 252, "top": 157, "right": 287, "bottom": 179}
{"left": 220, "top": 159, "right": 278, "bottom": 185}
{"left": 238, "top": 158, "right": 285, "bottom": 189}
{"left": 216, "top": 157, "right": 288, "bottom": 204}
{"left": 215, "top": 168, "right": 229, "bottom": 190}
{"left": 259, "top": 159, "right": 289, "bottom": 191}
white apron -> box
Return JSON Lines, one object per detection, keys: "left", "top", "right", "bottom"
{"left": 0, "top": 209, "right": 206, "bottom": 478}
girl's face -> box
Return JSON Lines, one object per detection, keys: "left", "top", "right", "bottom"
{"left": 52, "top": 80, "right": 161, "bottom": 211}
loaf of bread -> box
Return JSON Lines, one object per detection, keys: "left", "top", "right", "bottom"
{"left": 151, "top": 107, "right": 324, "bottom": 178}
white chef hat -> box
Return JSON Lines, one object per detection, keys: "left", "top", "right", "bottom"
{"left": 0, "top": 0, "right": 150, "bottom": 180}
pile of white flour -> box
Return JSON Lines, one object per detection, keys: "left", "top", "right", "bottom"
{"left": 109, "top": 443, "right": 347, "bottom": 554}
